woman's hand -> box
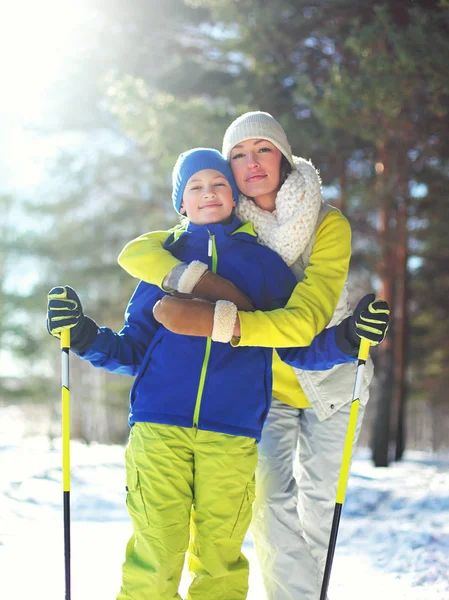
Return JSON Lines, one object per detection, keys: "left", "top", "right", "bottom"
{"left": 174, "top": 260, "right": 255, "bottom": 311}
{"left": 153, "top": 296, "right": 239, "bottom": 343}
{"left": 335, "top": 294, "right": 390, "bottom": 356}
{"left": 233, "top": 315, "right": 241, "bottom": 338}
{"left": 192, "top": 270, "right": 255, "bottom": 311}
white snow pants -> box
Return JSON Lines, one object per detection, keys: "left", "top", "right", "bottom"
{"left": 251, "top": 398, "right": 365, "bottom": 600}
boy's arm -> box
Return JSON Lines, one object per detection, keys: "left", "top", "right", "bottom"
{"left": 47, "top": 283, "right": 163, "bottom": 376}
{"left": 276, "top": 327, "right": 353, "bottom": 371}
{"left": 277, "top": 295, "right": 390, "bottom": 370}
{"left": 79, "top": 282, "right": 164, "bottom": 375}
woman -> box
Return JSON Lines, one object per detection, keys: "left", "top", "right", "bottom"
{"left": 118, "top": 111, "right": 376, "bottom": 600}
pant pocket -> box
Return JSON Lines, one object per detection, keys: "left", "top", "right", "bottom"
{"left": 230, "top": 478, "right": 256, "bottom": 541}
{"left": 125, "top": 466, "right": 149, "bottom": 531}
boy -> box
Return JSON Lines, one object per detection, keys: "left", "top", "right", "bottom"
{"left": 47, "top": 148, "right": 388, "bottom": 600}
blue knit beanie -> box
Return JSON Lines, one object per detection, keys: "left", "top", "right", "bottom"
{"left": 172, "top": 148, "right": 240, "bottom": 214}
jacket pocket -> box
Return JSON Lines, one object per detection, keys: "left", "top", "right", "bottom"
{"left": 230, "top": 478, "right": 256, "bottom": 541}
{"left": 125, "top": 466, "right": 149, "bottom": 531}
{"left": 130, "top": 333, "right": 164, "bottom": 406}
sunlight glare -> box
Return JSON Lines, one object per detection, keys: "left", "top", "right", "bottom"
{"left": 0, "top": 0, "right": 92, "bottom": 121}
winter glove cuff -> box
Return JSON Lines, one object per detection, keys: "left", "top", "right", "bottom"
{"left": 334, "top": 317, "right": 359, "bottom": 357}
{"left": 212, "top": 300, "right": 238, "bottom": 343}
{"left": 70, "top": 316, "right": 99, "bottom": 354}
{"left": 162, "top": 263, "right": 189, "bottom": 291}
{"left": 177, "top": 261, "right": 209, "bottom": 294}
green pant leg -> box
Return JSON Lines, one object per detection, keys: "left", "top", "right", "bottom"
{"left": 117, "top": 423, "right": 194, "bottom": 600}
{"left": 187, "top": 431, "right": 258, "bottom": 600}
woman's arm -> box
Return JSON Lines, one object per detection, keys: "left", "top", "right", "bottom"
{"left": 118, "top": 230, "right": 180, "bottom": 289}
{"left": 118, "top": 229, "right": 254, "bottom": 309}
{"left": 118, "top": 211, "right": 351, "bottom": 348}
{"left": 233, "top": 210, "right": 352, "bottom": 348}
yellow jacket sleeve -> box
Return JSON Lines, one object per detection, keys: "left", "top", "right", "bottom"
{"left": 117, "top": 230, "right": 178, "bottom": 288}
{"left": 234, "top": 210, "right": 352, "bottom": 348}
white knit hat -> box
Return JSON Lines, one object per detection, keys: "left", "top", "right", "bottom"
{"left": 222, "top": 111, "right": 294, "bottom": 167}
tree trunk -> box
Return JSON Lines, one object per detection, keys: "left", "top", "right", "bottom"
{"left": 393, "top": 195, "right": 408, "bottom": 461}
{"left": 371, "top": 143, "right": 396, "bottom": 468}
{"left": 338, "top": 154, "right": 346, "bottom": 213}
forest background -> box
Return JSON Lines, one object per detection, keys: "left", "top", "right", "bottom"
{"left": 1, "top": 0, "right": 448, "bottom": 467}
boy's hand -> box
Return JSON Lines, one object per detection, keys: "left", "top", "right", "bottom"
{"left": 352, "top": 294, "right": 390, "bottom": 345}
{"left": 153, "top": 296, "right": 237, "bottom": 343}
{"left": 335, "top": 294, "right": 390, "bottom": 356}
{"left": 47, "top": 286, "right": 98, "bottom": 353}
{"left": 47, "top": 286, "right": 84, "bottom": 337}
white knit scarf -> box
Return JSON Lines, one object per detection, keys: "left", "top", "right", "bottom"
{"left": 235, "top": 155, "right": 323, "bottom": 266}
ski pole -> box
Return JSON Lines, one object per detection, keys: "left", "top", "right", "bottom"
{"left": 319, "top": 337, "right": 371, "bottom": 600}
{"left": 61, "top": 329, "right": 71, "bottom": 600}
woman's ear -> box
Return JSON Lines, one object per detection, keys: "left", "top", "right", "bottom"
{"left": 180, "top": 204, "right": 186, "bottom": 215}
{"left": 232, "top": 199, "right": 237, "bottom": 207}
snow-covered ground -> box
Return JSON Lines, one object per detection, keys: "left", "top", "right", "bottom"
{"left": 1, "top": 406, "right": 448, "bottom": 600}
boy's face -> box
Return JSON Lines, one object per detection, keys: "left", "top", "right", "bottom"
{"left": 180, "top": 169, "right": 236, "bottom": 225}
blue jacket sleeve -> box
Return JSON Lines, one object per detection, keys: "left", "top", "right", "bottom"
{"left": 76, "top": 282, "right": 165, "bottom": 376}
{"left": 277, "top": 327, "right": 356, "bottom": 371}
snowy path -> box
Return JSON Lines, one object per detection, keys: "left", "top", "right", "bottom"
{"left": 1, "top": 435, "right": 448, "bottom": 599}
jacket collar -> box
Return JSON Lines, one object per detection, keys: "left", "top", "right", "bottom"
{"left": 185, "top": 214, "right": 242, "bottom": 236}
{"left": 165, "top": 214, "right": 258, "bottom": 249}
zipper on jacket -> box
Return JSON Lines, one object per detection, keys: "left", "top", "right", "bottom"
{"left": 192, "top": 232, "right": 216, "bottom": 428}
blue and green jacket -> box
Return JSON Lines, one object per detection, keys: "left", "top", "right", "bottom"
{"left": 78, "top": 216, "right": 354, "bottom": 441}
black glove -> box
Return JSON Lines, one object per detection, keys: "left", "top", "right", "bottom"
{"left": 335, "top": 293, "right": 390, "bottom": 356}
{"left": 47, "top": 286, "right": 98, "bottom": 353}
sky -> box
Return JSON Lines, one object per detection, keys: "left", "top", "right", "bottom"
{"left": 1, "top": 405, "right": 448, "bottom": 600}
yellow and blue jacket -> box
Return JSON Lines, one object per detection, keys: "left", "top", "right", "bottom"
{"left": 79, "top": 216, "right": 353, "bottom": 441}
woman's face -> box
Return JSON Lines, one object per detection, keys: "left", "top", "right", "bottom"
{"left": 230, "top": 138, "right": 283, "bottom": 212}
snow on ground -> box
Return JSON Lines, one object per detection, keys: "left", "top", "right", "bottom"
{"left": 1, "top": 406, "right": 448, "bottom": 600}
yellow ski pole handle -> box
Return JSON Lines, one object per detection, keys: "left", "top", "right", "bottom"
{"left": 320, "top": 337, "right": 371, "bottom": 600}
{"left": 335, "top": 337, "right": 370, "bottom": 504}
{"left": 358, "top": 336, "right": 370, "bottom": 362}
{"left": 60, "top": 329, "right": 71, "bottom": 600}
{"left": 61, "top": 330, "right": 70, "bottom": 491}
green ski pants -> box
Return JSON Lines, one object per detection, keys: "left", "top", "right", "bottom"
{"left": 117, "top": 422, "right": 258, "bottom": 600}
